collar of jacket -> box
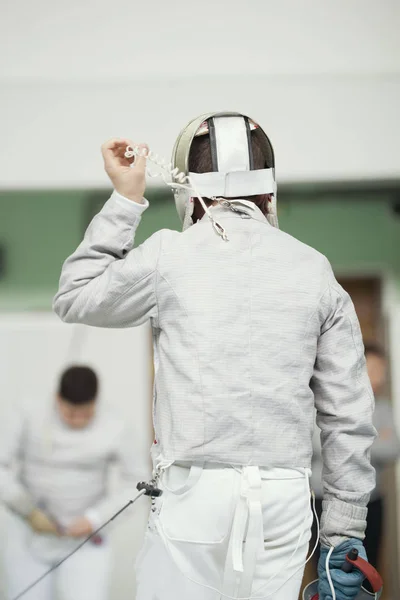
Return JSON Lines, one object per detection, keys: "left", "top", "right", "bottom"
{"left": 199, "top": 199, "right": 271, "bottom": 226}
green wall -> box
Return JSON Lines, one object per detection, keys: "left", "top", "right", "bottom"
{"left": 279, "top": 191, "right": 400, "bottom": 273}
{"left": 0, "top": 191, "right": 86, "bottom": 294}
{"left": 0, "top": 187, "right": 399, "bottom": 310}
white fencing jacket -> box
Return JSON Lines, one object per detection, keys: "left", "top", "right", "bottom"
{"left": 0, "top": 398, "right": 140, "bottom": 531}
{"left": 54, "top": 192, "right": 376, "bottom": 546}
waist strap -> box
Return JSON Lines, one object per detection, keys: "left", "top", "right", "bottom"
{"left": 223, "top": 466, "right": 264, "bottom": 598}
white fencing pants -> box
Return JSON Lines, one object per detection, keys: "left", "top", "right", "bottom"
{"left": 136, "top": 465, "right": 313, "bottom": 600}
{"left": 3, "top": 511, "right": 111, "bottom": 600}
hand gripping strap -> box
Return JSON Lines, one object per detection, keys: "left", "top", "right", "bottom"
{"left": 306, "top": 555, "right": 383, "bottom": 600}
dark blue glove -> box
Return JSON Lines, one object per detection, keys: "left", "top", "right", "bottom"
{"left": 318, "top": 538, "right": 367, "bottom": 600}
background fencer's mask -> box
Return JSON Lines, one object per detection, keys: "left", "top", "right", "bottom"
{"left": 171, "top": 111, "right": 278, "bottom": 231}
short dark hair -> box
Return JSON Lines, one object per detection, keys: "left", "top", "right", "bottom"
{"left": 59, "top": 366, "right": 98, "bottom": 405}
{"left": 188, "top": 128, "right": 273, "bottom": 222}
{"left": 364, "top": 343, "right": 386, "bottom": 360}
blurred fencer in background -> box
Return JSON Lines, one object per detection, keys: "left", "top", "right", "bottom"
{"left": 52, "top": 112, "right": 376, "bottom": 600}
{"left": 0, "top": 366, "right": 138, "bottom": 600}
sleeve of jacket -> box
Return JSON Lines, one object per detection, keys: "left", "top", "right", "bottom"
{"left": 53, "top": 191, "right": 161, "bottom": 328}
{"left": 0, "top": 403, "right": 35, "bottom": 517}
{"left": 311, "top": 258, "right": 377, "bottom": 547}
{"left": 84, "top": 423, "right": 151, "bottom": 529}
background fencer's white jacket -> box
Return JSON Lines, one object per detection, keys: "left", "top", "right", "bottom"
{"left": 0, "top": 398, "right": 140, "bottom": 530}
{"left": 54, "top": 192, "right": 376, "bottom": 546}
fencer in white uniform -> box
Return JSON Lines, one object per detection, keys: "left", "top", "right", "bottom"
{"left": 0, "top": 365, "right": 139, "bottom": 600}
{"left": 53, "top": 112, "right": 376, "bottom": 600}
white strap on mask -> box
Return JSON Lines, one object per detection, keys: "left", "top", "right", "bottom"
{"left": 214, "top": 116, "right": 250, "bottom": 172}
{"left": 188, "top": 169, "right": 275, "bottom": 198}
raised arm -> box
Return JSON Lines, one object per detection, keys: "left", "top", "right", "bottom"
{"left": 53, "top": 139, "right": 161, "bottom": 328}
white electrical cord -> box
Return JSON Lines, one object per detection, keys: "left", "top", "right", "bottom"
{"left": 326, "top": 546, "right": 336, "bottom": 600}
{"left": 124, "top": 145, "right": 229, "bottom": 241}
